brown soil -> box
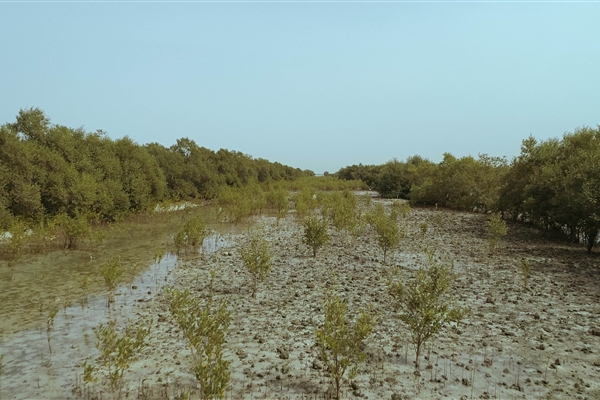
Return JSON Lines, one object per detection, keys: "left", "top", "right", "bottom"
{"left": 2, "top": 199, "right": 600, "bottom": 399}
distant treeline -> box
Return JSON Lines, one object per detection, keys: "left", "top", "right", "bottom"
{"left": 337, "top": 125, "right": 600, "bottom": 252}
{"left": 0, "top": 108, "right": 312, "bottom": 228}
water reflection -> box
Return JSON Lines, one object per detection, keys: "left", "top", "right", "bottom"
{"left": 0, "top": 234, "right": 230, "bottom": 399}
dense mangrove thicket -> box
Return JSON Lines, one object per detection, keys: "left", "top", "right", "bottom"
{"left": 337, "top": 125, "right": 600, "bottom": 252}
{"left": 0, "top": 108, "right": 312, "bottom": 229}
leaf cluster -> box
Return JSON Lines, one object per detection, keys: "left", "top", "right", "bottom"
{"left": 315, "top": 290, "right": 377, "bottom": 399}
{"left": 486, "top": 213, "right": 507, "bottom": 252}
{"left": 368, "top": 205, "right": 400, "bottom": 263}
{"left": 266, "top": 186, "right": 289, "bottom": 224}
{"left": 175, "top": 215, "right": 207, "bottom": 253}
{"left": 167, "top": 283, "right": 231, "bottom": 400}
{"left": 388, "top": 252, "right": 468, "bottom": 369}
{"left": 92, "top": 319, "right": 150, "bottom": 396}
{"left": 302, "top": 215, "right": 330, "bottom": 257}
{"left": 240, "top": 229, "right": 273, "bottom": 297}
{"left": 100, "top": 257, "right": 123, "bottom": 305}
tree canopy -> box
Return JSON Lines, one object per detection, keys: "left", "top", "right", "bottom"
{"left": 0, "top": 108, "right": 312, "bottom": 228}
{"left": 336, "top": 125, "right": 600, "bottom": 252}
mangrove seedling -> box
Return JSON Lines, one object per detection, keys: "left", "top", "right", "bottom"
{"left": 302, "top": 215, "right": 330, "bottom": 257}
{"left": 100, "top": 257, "right": 123, "bottom": 306}
{"left": 154, "top": 247, "right": 165, "bottom": 264}
{"left": 46, "top": 305, "right": 58, "bottom": 354}
{"left": 315, "top": 289, "right": 377, "bottom": 399}
{"left": 418, "top": 222, "right": 427, "bottom": 237}
{"left": 266, "top": 187, "right": 289, "bottom": 225}
{"left": 240, "top": 228, "right": 273, "bottom": 298}
{"left": 167, "top": 276, "right": 231, "bottom": 400}
{"left": 93, "top": 319, "right": 151, "bottom": 399}
{"left": 387, "top": 251, "right": 468, "bottom": 369}
{"left": 54, "top": 213, "right": 91, "bottom": 250}
{"left": 174, "top": 216, "right": 207, "bottom": 254}
{"left": 81, "top": 360, "right": 98, "bottom": 398}
{"left": 486, "top": 213, "right": 507, "bottom": 253}
{"left": 372, "top": 213, "right": 399, "bottom": 264}
{"left": 519, "top": 259, "right": 531, "bottom": 288}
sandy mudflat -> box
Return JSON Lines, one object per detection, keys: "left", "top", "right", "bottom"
{"left": 3, "top": 199, "right": 600, "bottom": 399}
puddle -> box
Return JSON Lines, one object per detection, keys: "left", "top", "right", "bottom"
{"left": 0, "top": 234, "right": 231, "bottom": 400}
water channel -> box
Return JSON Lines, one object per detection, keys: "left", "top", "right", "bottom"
{"left": 0, "top": 232, "right": 232, "bottom": 400}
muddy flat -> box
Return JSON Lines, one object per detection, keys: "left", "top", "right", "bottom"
{"left": 2, "top": 200, "right": 600, "bottom": 399}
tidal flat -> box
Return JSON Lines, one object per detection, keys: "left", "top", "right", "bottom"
{"left": 1, "top": 199, "right": 600, "bottom": 399}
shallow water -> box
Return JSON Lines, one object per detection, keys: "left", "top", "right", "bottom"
{"left": 0, "top": 234, "right": 230, "bottom": 400}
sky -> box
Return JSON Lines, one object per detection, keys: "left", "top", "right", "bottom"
{"left": 1, "top": 1, "right": 599, "bottom": 174}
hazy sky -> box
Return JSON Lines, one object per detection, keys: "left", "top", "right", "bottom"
{"left": 1, "top": 2, "right": 599, "bottom": 174}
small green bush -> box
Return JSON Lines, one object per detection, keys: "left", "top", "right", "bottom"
{"left": 175, "top": 216, "right": 207, "bottom": 254}
{"left": 302, "top": 215, "right": 330, "bottom": 257}
{"left": 292, "top": 186, "right": 318, "bottom": 218}
{"left": 167, "top": 276, "right": 231, "bottom": 400}
{"left": 100, "top": 257, "right": 123, "bottom": 306}
{"left": 316, "top": 289, "right": 377, "bottom": 399}
{"left": 54, "top": 213, "right": 91, "bottom": 249}
{"left": 419, "top": 222, "right": 428, "bottom": 236}
{"left": 240, "top": 228, "right": 273, "bottom": 298}
{"left": 372, "top": 214, "right": 399, "bottom": 264}
{"left": 387, "top": 252, "right": 468, "bottom": 369}
{"left": 519, "top": 258, "right": 531, "bottom": 288}
{"left": 486, "top": 213, "right": 507, "bottom": 252}
{"left": 391, "top": 200, "right": 411, "bottom": 219}
{"left": 5, "top": 219, "right": 30, "bottom": 261}
{"left": 90, "top": 319, "right": 151, "bottom": 398}
{"left": 266, "top": 187, "right": 289, "bottom": 225}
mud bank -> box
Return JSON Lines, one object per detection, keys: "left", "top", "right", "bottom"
{"left": 2, "top": 202, "right": 600, "bottom": 399}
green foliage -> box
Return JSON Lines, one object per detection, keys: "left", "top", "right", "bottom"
{"left": 409, "top": 153, "right": 508, "bottom": 211}
{"left": 302, "top": 215, "right": 330, "bottom": 257}
{"left": 419, "top": 222, "right": 428, "bottom": 236}
{"left": 175, "top": 216, "right": 207, "bottom": 254}
{"left": 370, "top": 211, "right": 400, "bottom": 264}
{"left": 240, "top": 228, "right": 273, "bottom": 298}
{"left": 498, "top": 127, "right": 600, "bottom": 252}
{"left": 218, "top": 186, "right": 251, "bottom": 224}
{"left": 285, "top": 176, "right": 366, "bottom": 192}
{"left": 365, "top": 203, "right": 385, "bottom": 226}
{"left": 91, "top": 319, "right": 150, "bottom": 398}
{"left": 54, "top": 213, "right": 91, "bottom": 249}
{"left": 376, "top": 159, "right": 414, "bottom": 199}
{"left": 519, "top": 259, "right": 531, "bottom": 288}
{"left": 0, "top": 201, "right": 12, "bottom": 231}
{"left": 335, "top": 164, "right": 381, "bottom": 189}
{"left": 217, "top": 185, "right": 265, "bottom": 224}
{"left": 387, "top": 252, "right": 468, "bottom": 369}
{"left": 486, "top": 213, "right": 507, "bottom": 252}
{"left": 315, "top": 289, "right": 377, "bottom": 399}
{"left": 154, "top": 247, "right": 165, "bottom": 264}
{"left": 167, "top": 276, "right": 231, "bottom": 400}
{"left": 100, "top": 257, "right": 123, "bottom": 305}
{"left": 0, "top": 109, "right": 312, "bottom": 227}
{"left": 391, "top": 200, "right": 411, "bottom": 219}
{"left": 5, "top": 219, "right": 30, "bottom": 261}
{"left": 266, "top": 186, "right": 289, "bottom": 225}
{"left": 292, "top": 186, "right": 318, "bottom": 218}
{"left": 46, "top": 305, "right": 58, "bottom": 354}
{"left": 337, "top": 154, "right": 507, "bottom": 211}
{"left": 82, "top": 360, "right": 98, "bottom": 389}
{"left": 320, "top": 191, "right": 363, "bottom": 237}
